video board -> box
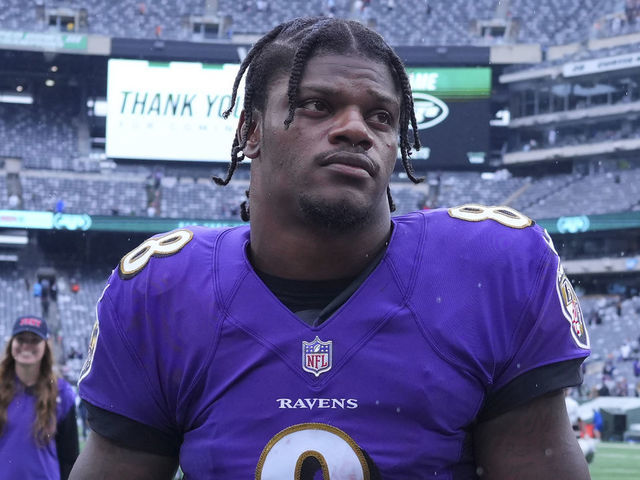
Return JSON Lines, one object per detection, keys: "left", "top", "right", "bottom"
{"left": 406, "top": 67, "right": 492, "bottom": 168}
{"left": 106, "top": 59, "right": 491, "bottom": 167}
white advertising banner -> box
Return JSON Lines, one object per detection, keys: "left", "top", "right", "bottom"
{"left": 106, "top": 59, "right": 243, "bottom": 162}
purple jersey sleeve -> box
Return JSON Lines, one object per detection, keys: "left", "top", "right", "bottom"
{"left": 77, "top": 227, "right": 221, "bottom": 439}
{"left": 491, "top": 229, "right": 590, "bottom": 392}
{"left": 78, "top": 282, "right": 176, "bottom": 434}
{"left": 412, "top": 208, "right": 590, "bottom": 412}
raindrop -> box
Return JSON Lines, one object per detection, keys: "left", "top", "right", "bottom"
{"left": 516, "top": 363, "right": 521, "bottom": 368}
{"left": 477, "top": 282, "right": 482, "bottom": 288}
{"left": 375, "top": 400, "right": 380, "bottom": 405}
{"left": 396, "top": 407, "right": 401, "bottom": 413}
{"left": 436, "top": 297, "right": 442, "bottom": 303}
{"left": 476, "top": 466, "right": 485, "bottom": 476}
{"left": 544, "top": 448, "right": 553, "bottom": 456}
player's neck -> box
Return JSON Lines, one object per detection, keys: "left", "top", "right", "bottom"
{"left": 249, "top": 214, "right": 392, "bottom": 281}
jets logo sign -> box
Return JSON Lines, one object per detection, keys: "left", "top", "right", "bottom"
{"left": 302, "top": 336, "right": 332, "bottom": 377}
{"left": 556, "top": 264, "right": 590, "bottom": 349}
{"left": 413, "top": 93, "right": 449, "bottom": 130}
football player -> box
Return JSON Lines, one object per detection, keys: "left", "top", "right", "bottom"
{"left": 71, "top": 17, "right": 591, "bottom": 479}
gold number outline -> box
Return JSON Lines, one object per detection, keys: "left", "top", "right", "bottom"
{"left": 256, "top": 423, "right": 370, "bottom": 480}
{"left": 119, "top": 229, "right": 194, "bottom": 279}
{"left": 448, "top": 204, "right": 533, "bottom": 229}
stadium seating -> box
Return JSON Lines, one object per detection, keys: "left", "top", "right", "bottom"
{"left": 20, "top": 172, "right": 149, "bottom": 216}
{"left": 431, "top": 171, "right": 526, "bottom": 209}
{"left": 521, "top": 169, "right": 640, "bottom": 218}
{"left": 580, "top": 294, "right": 640, "bottom": 397}
{"left": 0, "top": 0, "right": 633, "bottom": 46}
{"left": 6, "top": 165, "right": 640, "bottom": 220}
{"left": 0, "top": 267, "right": 41, "bottom": 341}
{"left": 160, "top": 177, "right": 247, "bottom": 219}
{"left": 0, "top": 103, "right": 78, "bottom": 171}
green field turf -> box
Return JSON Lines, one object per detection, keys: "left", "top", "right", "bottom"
{"left": 589, "top": 442, "right": 640, "bottom": 480}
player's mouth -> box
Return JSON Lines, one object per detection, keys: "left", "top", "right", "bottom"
{"left": 319, "top": 152, "right": 377, "bottom": 178}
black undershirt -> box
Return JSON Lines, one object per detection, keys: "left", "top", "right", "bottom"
{"left": 254, "top": 241, "right": 387, "bottom": 326}
{"left": 84, "top": 247, "right": 586, "bottom": 456}
{"left": 55, "top": 405, "right": 80, "bottom": 480}
{"left": 255, "top": 270, "right": 355, "bottom": 325}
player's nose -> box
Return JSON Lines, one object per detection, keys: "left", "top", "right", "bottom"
{"left": 328, "top": 107, "right": 373, "bottom": 150}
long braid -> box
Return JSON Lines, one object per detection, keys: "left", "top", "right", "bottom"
{"left": 213, "top": 23, "right": 288, "bottom": 186}
{"left": 213, "top": 87, "right": 254, "bottom": 186}
{"left": 388, "top": 53, "right": 423, "bottom": 184}
{"left": 221, "top": 23, "right": 288, "bottom": 120}
{"left": 387, "top": 186, "right": 396, "bottom": 213}
{"left": 283, "top": 19, "right": 332, "bottom": 129}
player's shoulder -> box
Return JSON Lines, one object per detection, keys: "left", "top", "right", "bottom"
{"left": 408, "top": 204, "right": 553, "bottom": 261}
{"left": 103, "top": 223, "right": 249, "bottom": 312}
{"left": 100, "top": 224, "right": 248, "bottom": 313}
{"left": 117, "top": 225, "right": 240, "bottom": 281}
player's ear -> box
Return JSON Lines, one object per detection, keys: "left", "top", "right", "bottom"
{"left": 237, "top": 109, "right": 261, "bottom": 159}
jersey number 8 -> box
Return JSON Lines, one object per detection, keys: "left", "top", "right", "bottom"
{"left": 256, "top": 423, "right": 371, "bottom": 480}
{"left": 448, "top": 204, "right": 533, "bottom": 229}
{"left": 119, "top": 229, "right": 193, "bottom": 278}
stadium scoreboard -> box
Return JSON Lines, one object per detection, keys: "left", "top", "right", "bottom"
{"left": 106, "top": 59, "right": 491, "bottom": 167}
{"left": 406, "top": 67, "right": 491, "bottom": 168}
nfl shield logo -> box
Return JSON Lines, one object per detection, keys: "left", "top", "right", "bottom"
{"left": 302, "top": 336, "right": 332, "bottom": 377}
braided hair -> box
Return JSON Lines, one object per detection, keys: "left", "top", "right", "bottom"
{"left": 213, "top": 17, "right": 423, "bottom": 220}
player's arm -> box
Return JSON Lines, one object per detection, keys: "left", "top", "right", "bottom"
{"left": 69, "top": 431, "right": 179, "bottom": 480}
{"left": 473, "top": 389, "right": 590, "bottom": 480}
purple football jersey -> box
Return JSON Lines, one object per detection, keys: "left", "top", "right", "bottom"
{"left": 78, "top": 207, "right": 590, "bottom": 479}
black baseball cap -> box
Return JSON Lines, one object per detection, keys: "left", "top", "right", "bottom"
{"left": 12, "top": 316, "right": 49, "bottom": 340}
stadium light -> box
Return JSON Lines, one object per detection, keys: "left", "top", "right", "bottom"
{"left": 45, "top": 79, "right": 55, "bottom": 87}
{"left": 87, "top": 98, "right": 107, "bottom": 117}
{"left": 0, "top": 92, "right": 33, "bottom": 104}
{"left": 0, "top": 234, "right": 28, "bottom": 245}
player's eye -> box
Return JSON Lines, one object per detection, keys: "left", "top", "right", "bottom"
{"left": 369, "top": 110, "right": 392, "bottom": 126}
{"left": 299, "top": 99, "right": 330, "bottom": 113}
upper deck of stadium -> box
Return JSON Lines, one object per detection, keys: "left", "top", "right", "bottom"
{"left": 0, "top": 0, "right": 634, "bottom": 47}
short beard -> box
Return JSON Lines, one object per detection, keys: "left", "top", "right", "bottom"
{"left": 298, "top": 194, "right": 373, "bottom": 233}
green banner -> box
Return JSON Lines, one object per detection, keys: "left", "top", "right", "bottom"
{"left": 0, "top": 210, "right": 53, "bottom": 229}
{"left": 0, "top": 210, "right": 92, "bottom": 230}
{"left": 88, "top": 216, "right": 243, "bottom": 233}
{"left": 537, "top": 211, "right": 640, "bottom": 235}
{"left": 3, "top": 210, "right": 639, "bottom": 235}
{"left": 0, "top": 30, "right": 87, "bottom": 51}
{"left": 406, "top": 67, "right": 492, "bottom": 99}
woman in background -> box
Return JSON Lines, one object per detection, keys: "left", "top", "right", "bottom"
{"left": 0, "top": 315, "right": 78, "bottom": 479}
